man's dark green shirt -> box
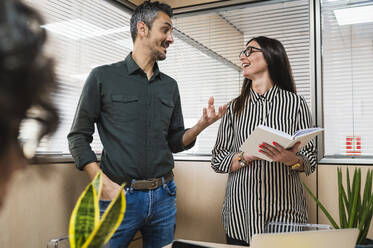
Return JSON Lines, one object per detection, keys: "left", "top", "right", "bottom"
{"left": 68, "top": 54, "right": 195, "bottom": 184}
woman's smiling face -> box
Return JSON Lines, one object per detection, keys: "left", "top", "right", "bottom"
{"left": 240, "top": 40, "right": 268, "bottom": 79}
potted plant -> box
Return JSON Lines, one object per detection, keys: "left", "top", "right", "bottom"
{"left": 303, "top": 168, "right": 373, "bottom": 247}
{"left": 69, "top": 171, "right": 126, "bottom": 248}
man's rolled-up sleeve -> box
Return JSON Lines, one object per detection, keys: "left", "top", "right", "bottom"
{"left": 67, "top": 69, "right": 101, "bottom": 170}
{"left": 167, "top": 86, "right": 195, "bottom": 153}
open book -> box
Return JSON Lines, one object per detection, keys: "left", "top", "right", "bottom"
{"left": 240, "top": 124, "right": 323, "bottom": 162}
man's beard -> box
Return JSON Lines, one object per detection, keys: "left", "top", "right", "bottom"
{"left": 155, "top": 51, "right": 166, "bottom": 61}
{"left": 155, "top": 41, "right": 169, "bottom": 61}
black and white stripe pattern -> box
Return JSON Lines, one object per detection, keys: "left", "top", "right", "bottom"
{"left": 211, "top": 85, "right": 317, "bottom": 243}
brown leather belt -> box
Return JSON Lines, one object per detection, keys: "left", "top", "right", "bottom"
{"left": 129, "top": 171, "right": 174, "bottom": 190}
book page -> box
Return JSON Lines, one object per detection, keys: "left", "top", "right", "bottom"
{"left": 257, "top": 125, "right": 293, "bottom": 139}
{"left": 293, "top": 127, "right": 323, "bottom": 139}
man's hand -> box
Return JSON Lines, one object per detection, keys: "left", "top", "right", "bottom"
{"left": 197, "top": 97, "right": 227, "bottom": 130}
{"left": 259, "top": 141, "right": 301, "bottom": 166}
{"left": 84, "top": 162, "right": 121, "bottom": 201}
{"left": 183, "top": 97, "right": 227, "bottom": 147}
{"left": 100, "top": 173, "right": 122, "bottom": 201}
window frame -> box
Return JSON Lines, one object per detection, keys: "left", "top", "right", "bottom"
{"left": 33, "top": 0, "right": 370, "bottom": 165}
{"left": 32, "top": 0, "right": 318, "bottom": 163}
{"left": 314, "top": 0, "right": 373, "bottom": 165}
{"left": 171, "top": 0, "right": 317, "bottom": 162}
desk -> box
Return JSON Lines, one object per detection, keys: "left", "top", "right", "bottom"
{"left": 164, "top": 239, "right": 247, "bottom": 248}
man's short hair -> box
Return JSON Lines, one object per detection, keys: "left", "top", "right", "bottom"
{"left": 130, "top": 1, "right": 173, "bottom": 42}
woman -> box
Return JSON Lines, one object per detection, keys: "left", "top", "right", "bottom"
{"left": 0, "top": 0, "right": 58, "bottom": 209}
{"left": 211, "top": 36, "right": 316, "bottom": 245}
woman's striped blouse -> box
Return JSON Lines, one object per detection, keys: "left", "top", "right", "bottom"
{"left": 211, "top": 85, "right": 317, "bottom": 243}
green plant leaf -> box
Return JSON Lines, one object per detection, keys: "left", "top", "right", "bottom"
{"left": 306, "top": 168, "right": 373, "bottom": 245}
{"left": 357, "top": 177, "right": 373, "bottom": 244}
{"left": 348, "top": 168, "right": 361, "bottom": 228}
{"left": 356, "top": 169, "right": 362, "bottom": 228}
{"left": 347, "top": 168, "right": 352, "bottom": 205}
{"left": 69, "top": 177, "right": 100, "bottom": 248}
{"left": 358, "top": 203, "right": 373, "bottom": 245}
{"left": 82, "top": 184, "right": 126, "bottom": 248}
{"left": 341, "top": 188, "right": 349, "bottom": 214}
{"left": 339, "top": 171, "right": 350, "bottom": 221}
{"left": 338, "top": 168, "right": 347, "bottom": 228}
{"left": 92, "top": 171, "right": 103, "bottom": 200}
{"left": 357, "top": 187, "right": 361, "bottom": 227}
{"left": 303, "top": 183, "right": 339, "bottom": 229}
{"left": 361, "top": 171, "right": 372, "bottom": 212}
{"left": 358, "top": 201, "right": 372, "bottom": 236}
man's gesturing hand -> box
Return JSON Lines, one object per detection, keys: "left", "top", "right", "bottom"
{"left": 197, "top": 96, "right": 227, "bottom": 129}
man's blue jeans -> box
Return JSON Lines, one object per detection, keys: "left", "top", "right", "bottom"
{"left": 99, "top": 180, "right": 177, "bottom": 248}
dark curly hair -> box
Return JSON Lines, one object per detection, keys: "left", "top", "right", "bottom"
{"left": 0, "top": 0, "right": 59, "bottom": 159}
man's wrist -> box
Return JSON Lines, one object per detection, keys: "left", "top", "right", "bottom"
{"left": 195, "top": 121, "right": 207, "bottom": 133}
{"left": 83, "top": 162, "right": 101, "bottom": 180}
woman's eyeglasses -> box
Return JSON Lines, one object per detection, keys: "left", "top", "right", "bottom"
{"left": 239, "top": 46, "right": 262, "bottom": 58}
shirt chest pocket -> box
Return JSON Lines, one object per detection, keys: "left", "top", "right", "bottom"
{"left": 159, "top": 97, "right": 174, "bottom": 127}
{"left": 111, "top": 94, "right": 139, "bottom": 122}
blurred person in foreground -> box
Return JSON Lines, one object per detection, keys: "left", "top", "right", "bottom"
{"left": 0, "top": 0, "right": 58, "bottom": 209}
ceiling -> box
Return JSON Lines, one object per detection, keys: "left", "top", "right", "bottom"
{"left": 124, "top": 0, "right": 263, "bottom": 13}
{"left": 128, "top": 0, "right": 229, "bottom": 9}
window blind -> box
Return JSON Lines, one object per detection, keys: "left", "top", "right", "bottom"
{"left": 21, "top": 0, "right": 132, "bottom": 155}
{"left": 321, "top": 0, "right": 373, "bottom": 158}
{"left": 161, "top": 0, "right": 312, "bottom": 156}
{"left": 22, "top": 0, "right": 312, "bottom": 158}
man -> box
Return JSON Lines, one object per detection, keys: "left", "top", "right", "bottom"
{"left": 67, "top": 1, "right": 226, "bottom": 247}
